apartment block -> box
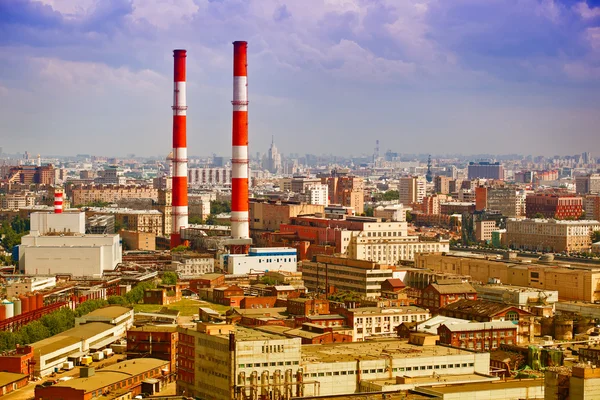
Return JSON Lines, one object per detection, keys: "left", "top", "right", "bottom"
{"left": 321, "top": 174, "right": 364, "bottom": 215}
{"left": 467, "top": 162, "right": 504, "bottom": 180}
{"left": 302, "top": 255, "right": 394, "bottom": 298}
{"left": 398, "top": 176, "right": 426, "bottom": 205}
{"left": 506, "top": 218, "right": 600, "bottom": 253}
{"left": 188, "top": 167, "right": 232, "bottom": 186}
{"left": 249, "top": 200, "right": 325, "bottom": 232}
{"left": 434, "top": 175, "right": 451, "bottom": 194}
{"left": 475, "top": 219, "right": 497, "bottom": 242}
{"left": 576, "top": 174, "right": 600, "bottom": 195}
{"left": 340, "top": 306, "right": 431, "bottom": 341}
{"left": 70, "top": 185, "right": 158, "bottom": 206}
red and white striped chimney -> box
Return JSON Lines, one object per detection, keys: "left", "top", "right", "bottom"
{"left": 231, "top": 41, "right": 250, "bottom": 245}
{"left": 171, "top": 49, "right": 188, "bottom": 247}
{"left": 54, "top": 190, "right": 63, "bottom": 214}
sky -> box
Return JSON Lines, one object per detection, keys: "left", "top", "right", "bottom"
{"left": 1, "top": 0, "right": 600, "bottom": 158}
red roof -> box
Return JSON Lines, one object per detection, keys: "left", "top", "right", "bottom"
{"left": 385, "top": 279, "right": 406, "bottom": 288}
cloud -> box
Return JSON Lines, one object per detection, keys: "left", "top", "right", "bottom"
{"left": 574, "top": 1, "right": 600, "bottom": 19}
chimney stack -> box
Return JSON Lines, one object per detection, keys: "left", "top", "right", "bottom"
{"left": 54, "top": 190, "right": 63, "bottom": 214}
{"left": 230, "top": 41, "right": 250, "bottom": 252}
{"left": 171, "top": 49, "right": 189, "bottom": 247}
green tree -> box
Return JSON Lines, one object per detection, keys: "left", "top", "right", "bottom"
{"left": 365, "top": 207, "right": 374, "bottom": 217}
{"left": 125, "top": 281, "right": 156, "bottom": 304}
{"left": 210, "top": 200, "right": 231, "bottom": 215}
{"left": 189, "top": 215, "right": 204, "bottom": 225}
{"left": 405, "top": 210, "right": 413, "bottom": 223}
{"left": 261, "top": 276, "right": 278, "bottom": 285}
{"left": 74, "top": 299, "right": 108, "bottom": 317}
{"left": 533, "top": 212, "right": 545, "bottom": 219}
{"left": 162, "top": 271, "right": 178, "bottom": 285}
{"left": 592, "top": 231, "right": 600, "bottom": 244}
{"left": 382, "top": 190, "right": 400, "bottom": 201}
{"left": 171, "top": 245, "right": 189, "bottom": 253}
{"left": 107, "top": 296, "right": 128, "bottom": 306}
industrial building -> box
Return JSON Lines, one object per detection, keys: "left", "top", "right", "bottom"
{"left": 18, "top": 212, "right": 122, "bottom": 277}
{"left": 226, "top": 247, "right": 297, "bottom": 275}
{"left": 34, "top": 358, "right": 169, "bottom": 400}
{"left": 176, "top": 323, "right": 491, "bottom": 399}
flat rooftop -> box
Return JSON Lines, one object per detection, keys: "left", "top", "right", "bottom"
{"left": 302, "top": 340, "right": 472, "bottom": 363}
{"left": 33, "top": 322, "right": 115, "bottom": 356}
{"left": 52, "top": 358, "right": 168, "bottom": 392}
{"left": 419, "top": 378, "right": 543, "bottom": 394}
{"left": 83, "top": 306, "right": 132, "bottom": 319}
{"left": 232, "top": 326, "right": 289, "bottom": 342}
{"left": 366, "top": 373, "right": 493, "bottom": 387}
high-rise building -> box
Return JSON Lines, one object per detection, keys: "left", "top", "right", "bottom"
{"left": 263, "top": 136, "right": 282, "bottom": 174}
{"left": 306, "top": 184, "right": 328, "bottom": 206}
{"left": 576, "top": 174, "right": 600, "bottom": 195}
{"left": 467, "top": 162, "right": 504, "bottom": 180}
{"left": 398, "top": 176, "right": 426, "bottom": 205}
{"left": 321, "top": 173, "right": 364, "bottom": 215}
{"left": 434, "top": 175, "right": 451, "bottom": 194}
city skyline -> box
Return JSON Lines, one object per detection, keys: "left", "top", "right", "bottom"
{"left": 1, "top": 0, "right": 600, "bottom": 157}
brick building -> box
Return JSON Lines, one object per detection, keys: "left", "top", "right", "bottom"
{"left": 69, "top": 185, "right": 158, "bottom": 207}
{"left": 213, "top": 285, "right": 245, "bottom": 306}
{"left": 189, "top": 274, "right": 225, "bottom": 292}
{"left": 127, "top": 326, "right": 178, "bottom": 374}
{"left": 239, "top": 297, "right": 278, "bottom": 309}
{"left": 34, "top": 358, "right": 169, "bottom": 400}
{"left": 0, "top": 345, "right": 34, "bottom": 376}
{"left": 437, "top": 321, "right": 518, "bottom": 351}
{"left": 0, "top": 372, "right": 28, "bottom": 396}
{"left": 439, "top": 299, "right": 534, "bottom": 343}
{"left": 420, "top": 283, "right": 477, "bottom": 311}
{"left": 525, "top": 193, "right": 583, "bottom": 219}
{"left": 287, "top": 298, "right": 330, "bottom": 316}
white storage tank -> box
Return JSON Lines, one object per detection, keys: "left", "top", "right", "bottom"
{"left": 2, "top": 300, "right": 14, "bottom": 319}
{"left": 12, "top": 297, "right": 21, "bottom": 316}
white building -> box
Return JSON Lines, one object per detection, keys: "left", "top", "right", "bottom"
{"left": 345, "top": 306, "right": 431, "bottom": 341}
{"left": 170, "top": 254, "right": 215, "bottom": 277}
{"left": 373, "top": 204, "right": 406, "bottom": 222}
{"left": 226, "top": 247, "right": 297, "bottom": 275}
{"left": 74, "top": 305, "right": 134, "bottom": 337}
{"left": 6, "top": 276, "right": 56, "bottom": 298}
{"left": 19, "top": 212, "right": 122, "bottom": 277}
{"left": 306, "top": 184, "right": 329, "bottom": 206}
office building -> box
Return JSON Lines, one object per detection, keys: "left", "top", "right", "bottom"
{"left": 576, "top": 174, "right": 600, "bottom": 195}
{"left": 340, "top": 306, "right": 431, "bottom": 341}
{"left": 434, "top": 175, "right": 451, "bottom": 194}
{"left": 306, "top": 184, "right": 329, "bottom": 206}
{"left": 321, "top": 174, "right": 364, "bottom": 215}
{"left": 525, "top": 193, "right": 583, "bottom": 219}
{"left": 467, "top": 162, "right": 504, "bottom": 180}
{"left": 226, "top": 247, "right": 297, "bottom": 275}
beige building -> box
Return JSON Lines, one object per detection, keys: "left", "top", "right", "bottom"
{"left": 414, "top": 252, "right": 600, "bottom": 302}
{"left": 434, "top": 176, "right": 451, "bottom": 194}
{"left": 120, "top": 230, "right": 155, "bottom": 251}
{"left": 70, "top": 185, "right": 158, "bottom": 206}
{"left": 344, "top": 306, "right": 431, "bottom": 341}
{"left": 506, "top": 218, "right": 600, "bottom": 253}
{"left": 344, "top": 220, "right": 449, "bottom": 263}
{"left": 475, "top": 220, "right": 497, "bottom": 242}
{"left": 398, "top": 176, "right": 426, "bottom": 205}
{"left": 1, "top": 192, "right": 36, "bottom": 210}
{"left": 249, "top": 200, "right": 324, "bottom": 232}
{"left": 302, "top": 255, "right": 395, "bottom": 298}
{"left": 88, "top": 208, "right": 163, "bottom": 236}
{"left": 154, "top": 189, "right": 172, "bottom": 237}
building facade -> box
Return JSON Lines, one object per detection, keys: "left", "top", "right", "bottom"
{"left": 525, "top": 193, "right": 583, "bottom": 219}
{"left": 505, "top": 218, "right": 600, "bottom": 253}
{"left": 437, "top": 321, "right": 518, "bottom": 351}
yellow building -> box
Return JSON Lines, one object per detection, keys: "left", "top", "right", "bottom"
{"left": 414, "top": 252, "right": 600, "bottom": 302}
{"left": 249, "top": 200, "right": 324, "bottom": 232}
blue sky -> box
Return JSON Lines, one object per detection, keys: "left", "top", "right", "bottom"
{"left": 1, "top": 0, "right": 599, "bottom": 158}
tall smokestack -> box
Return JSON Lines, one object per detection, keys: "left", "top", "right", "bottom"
{"left": 171, "top": 49, "right": 188, "bottom": 247}
{"left": 231, "top": 41, "right": 250, "bottom": 252}
{"left": 54, "top": 190, "right": 63, "bottom": 214}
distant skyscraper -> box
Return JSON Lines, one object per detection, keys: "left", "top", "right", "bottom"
{"left": 263, "top": 136, "right": 282, "bottom": 174}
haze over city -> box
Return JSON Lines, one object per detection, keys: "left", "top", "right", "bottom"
{"left": 1, "top": 0, "right": 600, "bottom": 157}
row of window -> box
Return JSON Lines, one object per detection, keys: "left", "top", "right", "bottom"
{"left": 302, "top": 363, "right": 476, "bottom": 378}
{"left": 239, "top": 361, "right": 300, "bottom": 368}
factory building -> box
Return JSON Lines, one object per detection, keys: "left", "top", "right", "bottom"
{"left": 226, "top": 247, "right": 297, "bottom": 275}
{"left": 19, "top": 212, "right": 122, "bottom": 277}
